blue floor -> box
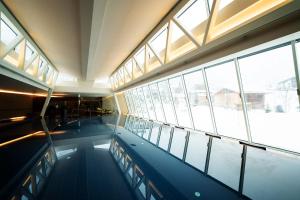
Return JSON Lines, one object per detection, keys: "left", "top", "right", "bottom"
{"left": 40, "top": 117, "right": 136, "bottom": 200}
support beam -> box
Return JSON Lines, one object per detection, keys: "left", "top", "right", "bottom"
{"left": 40, "top": 88, "right": 53, "bottom": 118}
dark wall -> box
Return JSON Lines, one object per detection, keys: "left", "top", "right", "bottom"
{"left": 0, "top": 93, "right": 33, "bottom": 119}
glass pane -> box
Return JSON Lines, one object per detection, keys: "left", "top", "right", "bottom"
{"left": 185, "top": 131, "right": 208, "bottom": 171}
{"left": 149, "top": 25, "right": 168, "bottom": 62}
{"left": 239, "top": 45, "right": 300, "bottom": 152}
{"left": 0, "top": 19, "right": 17, "bottom": 45}
{"left": 168, "top": 21, "right": 197, "bottom": 61}
{"left": 46, "top": 66, "right": 53, "bottom": 82}
{"left": 127, "top": 91, "right": 136, "bottom": 116}
{"left": 133, "top": 59, "right": 143, "bottom": 78}
{"left": 143, "top": 121, "right": 152, "bottom": 140}
{"left": 175, "top": 0, "right": 209, "bottom": 43}
{"left": 38, "top": 57, "right": 47, "bottom": 77}
{"left": 205, "top": 61, "right": 247, "bottom": 140}
{"left": 243, "top": 147, "right": 300, "bottom": 200}
{"left": 150, "top": 123, "right": 160, "bottom": 145}
{"left": 4, "top": 41, "right": 22, "bottom": 67}
{"left": 157, "top": 80, "right": 177, "bottom": 125}
{"left": 143, "top": 86, "right": 156, "bottom": 120}
{"left": 25, "top": 42, "right": 36, "bottom": 65}
{"left": 137, "top": 88, "right": 149, "bottom": 119}
{"left": 125, "top": 93, "right": 132, "bottom": 114}
{"left": 149, "top": 84, "right": 165, "bottom": 122}
{"left": 125, "top": 59, "right": 133, "bottom": 82}
{"left": 135, "top": 47, "right": 145, "bottom": 70}
{"left": 169, "top": 76, "right": 192, "bottom": 128}
{"left": 138, "top": 182, "right": 146, "bottom": 198}
{"left": 132, "top": 119, "right": 140, "bottom": 134}
{"left": 137, "top": 120, "right": 145, "bottom": 137}
{"left": 146, "top": 45, "right": 161, "bottom": 72}
{"left": 184, "top": 70, "right": 214, "bottom": 132}
{"left": 131, "top": 90, "right": 142, "bottom": 117}
{"left": 158, "top": 126, "right": 172, "bottom": 151}
{"left": 170, "top": 128, "right": 187, "bottom": 159}
{"left": 118, "top": 67, "right": 125, "bottom": 85}
{"left": 208, "top": 139, "right": 242, "bottom": 191}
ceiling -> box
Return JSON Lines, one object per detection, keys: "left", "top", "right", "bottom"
{"left": 3, "top": 0, "right": 177, "bottom": 93}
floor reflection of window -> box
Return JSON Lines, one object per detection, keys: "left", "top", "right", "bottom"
{"left": 185, "top": 131, "right": 208, "bottom": 171}
{"left": 170, "top": 128, "right": 187, "bottom": 159}
{"left": 158, "top": 126, "right": 172, "bottom": 151}
{"left": 208, "top": 139, "right": 242, "bottom": 191}
{"left": 205, "top": 61, "right": 248, "bottom": 140}
{"left": 243, "top": 147, "right": 300, "bottom": 200}
{"left": 239, "top": 45, "right": 300, "bottom": 152}
{"left": 150, "top": 123, "right": 160, "bottom": 145}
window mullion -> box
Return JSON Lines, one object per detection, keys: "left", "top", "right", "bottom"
{"left": 202, "top": 69, "right": 218, "bottom": 134}
{"left": 234, "top": 58, "right": 252, "bottom": 143}
{"left": 291, "top": 40, "right": 300, "bottom": 106}
{"left": 181, "top": 75, "right": 195, "bottom": 129}
{"left": 167, "top": 79, "right": 179, "bottom": 126}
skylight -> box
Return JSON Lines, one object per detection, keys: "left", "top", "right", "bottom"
{"left": 175, "top": 0, "right": 209, "bottom": 43}
{"left": 148, "top": 25, "right": 168, "bottom": 61}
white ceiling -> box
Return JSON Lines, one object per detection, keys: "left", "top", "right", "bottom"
{"left": 4, "top": 0, "right": 177, "bottom": 91}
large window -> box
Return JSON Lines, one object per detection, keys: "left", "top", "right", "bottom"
{"left": 205, "top": 61, "right": 248, "bottom": 140}
{"left": 208, "top": 139, "right": 242, "bottom": 191}
{"left": 170, "top": 128, "right": 187, "bottom": 159}
{"left": 169, "top": 76, "right": 192, "bottom": 128}
{"left": 143, "top": 86, "right": 156, "bottom": 120}
{"left": 149, "top": 84, "right": 165, "bottom": 122}
{"left": 157, "top": 80, "right": 177, "bottom": 125}
{"left": 239, "top": 45, "right": 300, "bottom": 152}
{"left": 184, "top": 70, "right": 214, "bottom": 132}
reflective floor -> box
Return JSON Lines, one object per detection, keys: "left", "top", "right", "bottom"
{"left": 1, "top": 115, "right": 300, "bottom": 200}
{"left": 40, "top": 117, "right": 136, "bottom": 200}
{"left": 0, "top": 116, "right": 136, "bottom": 200}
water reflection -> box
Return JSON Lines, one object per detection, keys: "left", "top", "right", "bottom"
{"left": 0, "top": 118, "right": 56, "bottom": 200}
{"left": 122, "top": 115, "right": 300, "bottom": 200}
